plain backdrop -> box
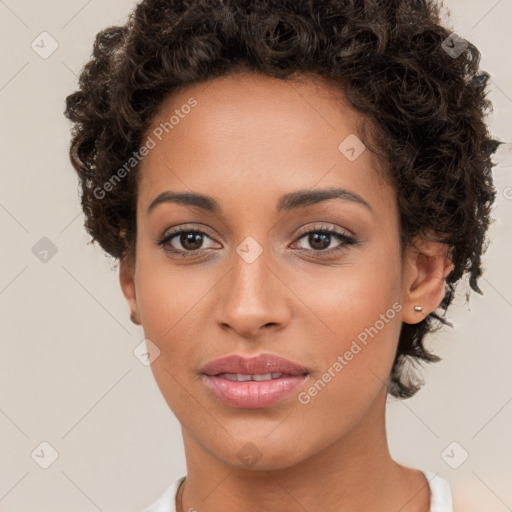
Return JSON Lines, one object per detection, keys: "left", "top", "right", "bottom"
{"left": 1, "top": 1, "right": 511, "bottom": 511}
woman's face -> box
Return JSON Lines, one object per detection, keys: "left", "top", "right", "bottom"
{"left": 122, "top": 71, "right": 414, "bottom": 469}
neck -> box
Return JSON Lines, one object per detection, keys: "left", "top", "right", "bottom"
{"left": 177, "top": 389, "right": 430, "bottom": 512}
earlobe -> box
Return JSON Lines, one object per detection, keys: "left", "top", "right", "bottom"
{"left": 401, "top": 235, "right": 454, "bottom": 325}
{"left": 119, "top": 255, "right": 141, "bottom": 325}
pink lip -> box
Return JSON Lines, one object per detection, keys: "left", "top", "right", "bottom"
{"left": 200, "top": 353, "right": 309, "bottom": 376}
{"left": 200, "top": 353, "right": 310, "bottom": 409}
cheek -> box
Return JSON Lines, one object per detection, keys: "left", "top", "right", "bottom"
{"left": 290, "top": 245, "right": 403, "bottom": 405}
{"left": 132, "top": 255, "right": 207, "bottom": 402}
{"left": 290, "top": 241, "right": 403, "bottom": 344}
{"left": 133, "top": 257, "right": 203, "bottom": 411}
{"left": 134, "top": 244, "right": 205, "bottom": 337}
{"left": 292, "top": 294, "right": 402, "bottom": 449}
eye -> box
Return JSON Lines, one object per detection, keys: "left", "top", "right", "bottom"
{"left": 158, "top": 225, "right": 219, "bottom": 255}
{"left": 157, "top": 223, "right": 358, "bottom": 258}
{"left": 291, "top": 224, "right": 357, "bottom": 256}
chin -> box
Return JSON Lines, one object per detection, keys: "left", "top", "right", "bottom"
{"left": 212, "top": 437, "right": 309, "bottom": 472}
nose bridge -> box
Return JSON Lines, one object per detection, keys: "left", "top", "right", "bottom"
{"left": 214, "top": 233, "right": 289, "bottom": 336}
{"left": 230, "top": 235, "right": 275, "bottom": 307}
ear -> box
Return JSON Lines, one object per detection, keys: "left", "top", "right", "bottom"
{"left": 401, "top": 232, "right": 454, "bottom": 324}
{"left": 119, "top": 252, "right": 141, "bottom": 325}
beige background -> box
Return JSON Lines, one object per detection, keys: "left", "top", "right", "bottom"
{"left": 0, "top": 1, "right": 511, "bottom": 511}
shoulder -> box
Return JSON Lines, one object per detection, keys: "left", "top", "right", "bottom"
{"left": 422, "top": 470, "right": 453, "bottom": 512}
{"left": 141, "top": 476, "right": 185, "bottom": 512}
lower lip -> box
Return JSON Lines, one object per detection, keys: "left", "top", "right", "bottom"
{"left": 202, "top": 374, "right": 308, "bottom": 408}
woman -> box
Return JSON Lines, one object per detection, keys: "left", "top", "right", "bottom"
{"left": 64, "top": 0, "right": 502, "bottom": 510}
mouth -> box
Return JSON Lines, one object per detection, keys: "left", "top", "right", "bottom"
{"left": 200, "top": 352, "right": 309, "bottom": 377}
{"left": 200, "top": 353, "right": 310, "bottom": 408}
{"left": 215, "top": 372, "right": 301, "bottom": 381}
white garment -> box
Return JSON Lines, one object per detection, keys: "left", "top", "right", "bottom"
{"left": 142, "top": 470, "right": 453, "bottom": 512}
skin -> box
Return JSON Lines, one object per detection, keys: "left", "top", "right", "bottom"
{"left": 120, "top": 71, "right": 453, "bottom": 512}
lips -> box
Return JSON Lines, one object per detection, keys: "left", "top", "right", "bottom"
{"left": 200, "top": 353, "right": 309, "bottom": 378}
{"left": 200, "top": 353, "right": 310, "bottom": 408}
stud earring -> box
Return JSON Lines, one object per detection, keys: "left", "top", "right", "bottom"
{"left": 130, "top": 311, "right": 140, "bottom": 325}
{"left": 414, "top": 305, "right": 423, "bottom": 312}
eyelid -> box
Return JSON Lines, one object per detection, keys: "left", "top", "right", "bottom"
{"left": 294, "top": 222, "right": 354, "bottom": 239}
{"left": 160, "top": 223, "right": 218, "bottom": 241}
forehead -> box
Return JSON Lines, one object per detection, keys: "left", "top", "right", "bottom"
{"left": 137, "top": 71, "right": 392, "bottom": 214}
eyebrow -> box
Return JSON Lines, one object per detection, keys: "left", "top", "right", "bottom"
{"left": 147, "top": 187, "right": 373, "bottom": 215}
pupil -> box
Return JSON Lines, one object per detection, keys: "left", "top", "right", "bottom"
{"left": 309, "top": 232, "right": 330, "bottom": 250}
{"left": 182, "top": 232, "right": 203, "bottom": 250}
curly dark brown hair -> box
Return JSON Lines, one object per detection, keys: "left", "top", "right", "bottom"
{"left": 64, "top": 0, "right": 502, "bottom": 398}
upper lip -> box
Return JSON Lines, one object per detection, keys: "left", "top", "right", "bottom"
{"left": 200, "top": 353, "right": 309, "bottom": 376}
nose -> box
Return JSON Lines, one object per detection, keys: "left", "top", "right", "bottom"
{"left": 214, "top": 251, "right": 291, "bottom": 339}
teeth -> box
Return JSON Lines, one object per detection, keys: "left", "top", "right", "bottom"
{"left": 252, "top": 373, "right": 273, "bottom": 381}
{"left": 233, "top": 373, "right": 252, "bottom": 382}
{"left": 219, "top": 372, "right": 284, "bottom": 381}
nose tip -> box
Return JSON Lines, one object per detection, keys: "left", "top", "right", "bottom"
{"left": 213, "top": 250, "right": 292, "bottom": 339}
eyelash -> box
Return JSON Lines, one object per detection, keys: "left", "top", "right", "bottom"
{"left": 157, "top": 223, "right": 358, "bottom": 259}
